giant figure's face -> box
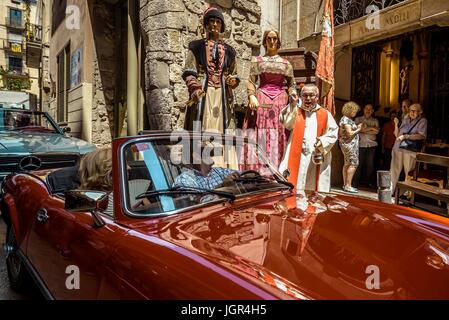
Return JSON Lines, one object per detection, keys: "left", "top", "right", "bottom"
{"left": 206, "top": 17, "right": 222, "bottom": 36}
{"left": 265, "top": 31, "right": 279, "bottom": 52}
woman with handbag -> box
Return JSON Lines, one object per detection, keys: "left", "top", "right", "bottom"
{"left": 390, "top": 103, "right": 427, "bottom": 194}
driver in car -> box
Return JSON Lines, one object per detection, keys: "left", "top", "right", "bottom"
{"left": 173, "top": 142, "right": 240, "bottom": 189}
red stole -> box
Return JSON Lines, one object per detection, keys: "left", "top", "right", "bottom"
{"left": 287, "top": 107, "right": 328, "bottom": 191}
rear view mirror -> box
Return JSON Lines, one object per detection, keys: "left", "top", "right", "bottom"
{"left": 63, "top": 126, "right": 71, "bottom": 133}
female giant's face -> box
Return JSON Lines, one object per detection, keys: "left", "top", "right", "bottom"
{"left": 265, "top": 31, "right": 279, "bottom": 53}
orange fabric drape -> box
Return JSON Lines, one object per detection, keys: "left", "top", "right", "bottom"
{"left": 287, "top": 108, "right": 328, "bottom": 191}
{"left": 316, "top": 0, "right": 335, "bottom": 115}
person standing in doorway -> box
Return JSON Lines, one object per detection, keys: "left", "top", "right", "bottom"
{"left": 390, "top": 103, "right": 427, "bottom": 194}
{"left": 355, "top": 104, "right": 379, "bottom": 188}
{"left": 381, "top": 110, "right": 397, "bottom": 170}
{"left": 399, "top": 98, "right": 412, "bottom": 124}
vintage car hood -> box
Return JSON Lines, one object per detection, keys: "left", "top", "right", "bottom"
{"left": 0, "top": 131, "right": 96, "bottom": 154}
{"left": 151, "top": 192, "right": 449, "bottom": 299}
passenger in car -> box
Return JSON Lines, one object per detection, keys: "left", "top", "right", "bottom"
{"left": 79, "top": 147, "right": 114, "bottom": 216}
{"left": 173, "top": 143, "right": 239, "bottom": 189}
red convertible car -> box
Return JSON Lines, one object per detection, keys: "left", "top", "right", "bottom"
{"left": 1, "top": 131, "right": 449, "bottom": 299}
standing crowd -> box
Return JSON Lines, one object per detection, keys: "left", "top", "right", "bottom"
{"left": 338, "top": 99, "right": 427, "bottom": 194}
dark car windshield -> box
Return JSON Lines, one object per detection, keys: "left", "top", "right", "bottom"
{"left": 122, "top": 133, "right": 291, "bottom": 216}
{"left": 0, "top": 109, "right": 59, "bottom": 133}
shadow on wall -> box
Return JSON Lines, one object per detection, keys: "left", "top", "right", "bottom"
{"left": 88, "top": 0, "right": 127, "bottom": 142}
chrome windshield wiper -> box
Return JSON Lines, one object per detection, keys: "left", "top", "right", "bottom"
{"left": 235, "top": 176, "right": 294, "bottom": 190}
{"left": 136, "top": 186, "right": 236, "bottom": 201}
{"left": 233, "top": 170, "right": 294, "bottom": 190}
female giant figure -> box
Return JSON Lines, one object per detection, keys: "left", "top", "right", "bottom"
{"left": 242, "top": 29, "right": 297, "bottom": 169}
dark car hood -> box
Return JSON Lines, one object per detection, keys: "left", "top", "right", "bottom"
{"left": 150, "top": 192, "right": 449, "bottom": 299}
{"left": 0, "top": 131, "right": 96, "bottom": 154}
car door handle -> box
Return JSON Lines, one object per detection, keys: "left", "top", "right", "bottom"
{"left": 36, "top": 209, "right": 49, "bottom": 223}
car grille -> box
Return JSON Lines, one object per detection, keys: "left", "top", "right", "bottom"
{"left": 0, "top": 153, "right": 80, "bottom": 173}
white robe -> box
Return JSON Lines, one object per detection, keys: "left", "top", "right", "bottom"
{"left": 279, "top": 103, "right": 338, "bottom": 192}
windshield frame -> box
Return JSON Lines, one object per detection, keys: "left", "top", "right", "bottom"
{"left": 118, "top": 133, "right": 290, "bottom": 219}
{"left": 0, "top": 108, "right": 63, "bottom": 134}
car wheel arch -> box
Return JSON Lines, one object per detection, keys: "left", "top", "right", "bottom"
{"left": 1, "top": 195, "right": 23, "bottom": 243}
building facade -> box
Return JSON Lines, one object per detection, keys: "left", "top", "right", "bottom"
{"left": 40, "top": 0, "right": 145, "bottom": 145}
{"left": 0, "top": 0, "right": 41, "bottom": 108}
{"left": 277, "top": 0, "right": 449, "bottom": 186}
{"left": 41, "top": 0, "right": 267, "bottom": 145}
{"left": 139, "top": 0, "right": 264, "bottom": 130}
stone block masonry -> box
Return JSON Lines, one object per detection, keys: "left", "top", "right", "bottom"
{"left": 140, "top": 0, "right": 262, "bottom": 130}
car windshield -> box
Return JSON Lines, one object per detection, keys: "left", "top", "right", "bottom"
{"left": 0, "top": 109, "right": 59, "bottom": 133}
{"left": 122, "top": 133, "right": 291, "bottom": 216}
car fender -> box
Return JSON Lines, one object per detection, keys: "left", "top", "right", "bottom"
{"left": 1, "top": 193, "right": 21, "bottom": 240}
{"left": 2, "top": 174, "right": 50, "bottom": 247}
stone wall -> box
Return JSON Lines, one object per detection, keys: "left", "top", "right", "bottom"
{"left": 139, "top": 0, "right": 262, "bottom": 130}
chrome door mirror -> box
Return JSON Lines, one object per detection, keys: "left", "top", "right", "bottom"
{"left": 64, "top": 190, "right": 108, "bottom": 227}
{"left": 62, "top": 126, "right": 72, "bottom": 134}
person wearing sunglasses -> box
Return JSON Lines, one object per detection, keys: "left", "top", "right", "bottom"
{"left": 390, "top": 103, "right": 427, "bottom": 194}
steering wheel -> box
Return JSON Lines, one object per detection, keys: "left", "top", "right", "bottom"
{"left": 238, "top": 170, "right": 262, "bottom": 178}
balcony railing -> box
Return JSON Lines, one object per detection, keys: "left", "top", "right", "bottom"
{"left": 0, "top": 66, "right": 31, "bottom": 90}
{"left": 0, "top": 66, "right": 28, "bottom": 78}
{"left": 27, "top": 24, "right": 42, "bottom": 43}
{"left": 334, "top": 0, "right": 407, "bottom": 26}
{"left": 6, "top": 17, "right": 25, "bottom": 29}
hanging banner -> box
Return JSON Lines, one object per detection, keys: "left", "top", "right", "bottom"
{"left": 316, "top": 0, "right": 335, "bottom": 115}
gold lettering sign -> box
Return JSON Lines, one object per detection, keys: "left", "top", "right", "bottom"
{"left": 11, "top": 43, "right": 21, "bottom": 53}
{"left": 348, "top": 0, "right": 421, "bottom": 45}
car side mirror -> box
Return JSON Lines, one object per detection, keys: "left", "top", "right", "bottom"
{"left": 64, "top": 190, "right": 108, "bottom": 227}
{"left": 63, "top": 126, "right": 71, "bottom": 134}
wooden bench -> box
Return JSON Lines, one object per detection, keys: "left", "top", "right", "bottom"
{"left": 396, "top": 153, "right": 449, "bottom": 216}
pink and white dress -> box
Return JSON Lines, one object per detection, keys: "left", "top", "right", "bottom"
{"left": 242, "top": 55, "right": 297, "bottom": 170}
